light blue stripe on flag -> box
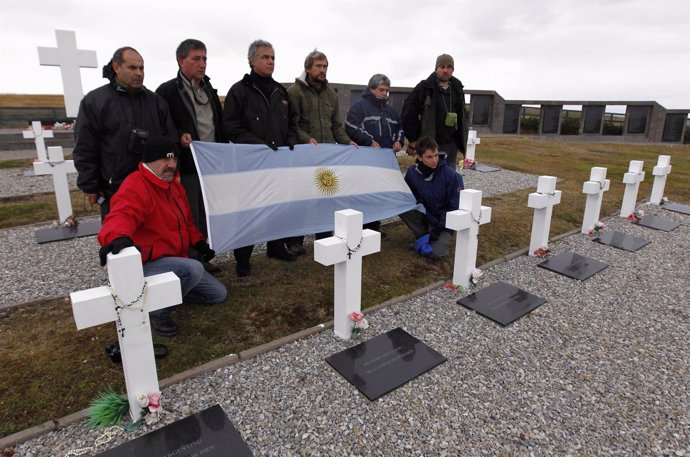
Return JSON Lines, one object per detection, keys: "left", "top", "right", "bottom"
{"left": 191, "top": 142, "right": 419, "bottom": 253}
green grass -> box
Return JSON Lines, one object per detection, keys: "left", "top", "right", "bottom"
{"left": 0, "top": 137, "right": 688, "bottom": 437}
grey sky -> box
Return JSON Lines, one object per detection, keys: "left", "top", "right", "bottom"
{"left": 2, "top": 0, "right": 689, "bottom": 109}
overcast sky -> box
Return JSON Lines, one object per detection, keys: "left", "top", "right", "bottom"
{"left": 2, "top": 0, "right": 689, "bottom": 110}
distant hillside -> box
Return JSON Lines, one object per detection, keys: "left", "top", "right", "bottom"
{"left": 0, "top": 94, "right": 65, "bottom": 107}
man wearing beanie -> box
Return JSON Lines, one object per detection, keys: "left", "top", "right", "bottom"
{"left": 402, "top": 53, "right": 469, "bottom": 169}
{"left": 97, "top": 136, "right": 227, "bottom": 337}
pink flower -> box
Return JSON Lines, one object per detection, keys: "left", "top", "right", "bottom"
{"left": 147, "top": 392, "right": 161, "bottom": 412}
{"left": 348, "top": 311, "right": 364, "bottom": 322}
{"left": 628, "top": 214, "right": 635, "bottom": 221}
{"left": 442, "top": 283, "right": 458, "bottom": 291}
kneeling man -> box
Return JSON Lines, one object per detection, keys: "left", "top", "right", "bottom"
{"left": 400, "top": 136, "right": 464, "bottom": 260}
{"left": 97, "top": 136, "right": 227, "bottom": 337}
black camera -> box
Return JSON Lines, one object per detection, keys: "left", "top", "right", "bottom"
{"left": 127, "top": 127, "right": 150, "bottom": 154}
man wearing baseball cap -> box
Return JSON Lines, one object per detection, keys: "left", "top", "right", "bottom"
{"left": 402, "top": 53, "right": 469, "bottom": 170}
{"left": 97, "top": 136, "right": 227, "bottom": 337}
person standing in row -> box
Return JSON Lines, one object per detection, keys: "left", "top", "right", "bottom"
{"left": 74, "top": 46, "right": 176, "bottom": 219}
{"left": 221, "top": 39, "right": 299, "bottom": 277}
{"left": 402, "top": 53, "right": 468, "bottom": 168}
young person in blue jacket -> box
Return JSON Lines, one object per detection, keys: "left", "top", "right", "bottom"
{"left": 400, "top": 136, "right": 464, "bottom": 260}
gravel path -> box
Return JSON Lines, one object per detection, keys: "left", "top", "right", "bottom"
{"left": 0, "top": 165, "right": 537, "bottom": 309}
{"left": 0, "top": 167, "right": 78, "bottom": 198}
{"left": 12, "top": 203, "right": 689, "bottom": 456}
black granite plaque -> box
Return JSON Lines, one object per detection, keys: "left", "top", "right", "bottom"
{"left": 582, "top": 105, "right": 605, "bottom": 134}
{"left": 97, "top": 404, "right": 253, "bottom": 457}
{"left": 502, "top": 104, "right": 521, "bottom": 134}
{"left": 325, "top": 327, "right": 446, "bottom": 401}
{"left": 540, "top": 105, "right": 562, "bottom": 134}
{"left": 35, "top": 220, "right": 101, "bottom": 244}
{"left": 663, "top": 202, "right": 690, "bottom": 215}
{"left": 593, "top": 231, "right": 650, "bottom": 252}
{"left": 626, "top": 106, "right": 650, "bottom": 134}
{"left": 636, "top": 215, "right": 680, "bottom": 232}
{"left": 537, "top": 252, "right": 608, "bottom": 281}
{"left": 471, "top": 95, "right": 492, "bottom": 125}
{"left": 474, "top": 163, "right": 501, "bottom": 173}
{"left": 457, "top": 281, "right": 546, "bottom": 326}
{"left": 661, "top": 113, "right": 686, "bottom": 142}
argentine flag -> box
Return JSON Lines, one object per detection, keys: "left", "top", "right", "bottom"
{"left": 191, "top": 142, "right": 418, "bottom": 254}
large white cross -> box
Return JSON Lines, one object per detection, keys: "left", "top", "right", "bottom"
{"left": 581, "top": 167, "right": 610, "bottom": 234}
{"left": 314, "top": 209, "right": 381, "bottom": 340}
{"left": 446, "top": 189, "right": 492, "bottom": 288}
{"left": 619, "top": 160, "right": 645, "bottom": 217}
{"left": 33, "top": 146, "right": 77, "bottom": 223}
{"left": 23, "top": 121, "right": 54, "bottom": 162}
{"left": 650, "top": 155, "right": 672, "bottom": 205}
{"left": 70, "top": 247, "right": 182, "bottom": 420}
{"left": 465, "top": 130, "right": 481, "bottom": 161}
{"left": 528, "top": 176, "right": 562, "bottom": 256}
{"left": 37, "top": 30, "right": 97, "bottom": 118}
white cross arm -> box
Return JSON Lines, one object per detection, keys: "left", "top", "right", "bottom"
{"left": 582, "top": 179, "right": 610, "bottom": 194}
{"left": 70, "top": 272, "right": 180, "bottom": 329}
{"left": 653, "top": 155, "right": 672, "bottom": 176}
{"left": 623, "top": 171, "right": 645, "bottom": 184}
{"left": 33, "top": 160, "right": 76, "bottom": 175}
{"left": 446, "top": 206, "right": 492, "bottom": 231}
{"left": 23, "top": 121, "right": 54, "bottom": 139}
{"left": 314, "top": 229, "right": 380, "bottom": 266}
{"left": 528, "top": 190, "right": 562, "bottom": 209}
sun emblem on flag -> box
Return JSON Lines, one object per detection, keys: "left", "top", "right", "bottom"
{"left": 314, "top": 167, "right": 339, "bottom": 195}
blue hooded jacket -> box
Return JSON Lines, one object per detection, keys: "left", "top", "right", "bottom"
{"left": 345, "top": 90, "right": 403, "bottom": 149}
{"left": 404, "top": 160, "right": 463, "bottom": 229}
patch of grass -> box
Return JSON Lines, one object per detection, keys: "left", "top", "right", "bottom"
{"left": 0, "top": 159, "right": 34, "bottom": 169}
{"left": 0, "top": 192, "right": 99, "bottom": 228}
{"left": 1, "top": 137, "right": 688, "bottom": 437}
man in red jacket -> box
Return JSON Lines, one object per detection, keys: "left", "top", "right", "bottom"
{"left": 97, "top": 136, "right": 227, "bottom": 337}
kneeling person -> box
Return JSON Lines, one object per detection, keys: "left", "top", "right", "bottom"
{"left": 400, "top": 136, "right": 464, "bottom": 260}
{"left": 97, "top": 136, "right": 227, "bottom": 337}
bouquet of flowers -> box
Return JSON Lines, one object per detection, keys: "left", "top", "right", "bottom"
{"left": 628, "top": 210, "right": 644, "bottom": 223}
{"left": 533, "top": 247, "right": 551, "bottom": 258}
{"left": 348, "top": 311, "right": 369, "bottom": 340}
{"left": 462, "top": 158, "right": 476, "bottom": 170}
{"left": 587, "top": 221, "right": 606, "bottom": 238}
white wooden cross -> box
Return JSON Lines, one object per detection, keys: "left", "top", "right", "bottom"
{"left": 33, "top": 146, "right": 77, "bottom": 223}
{"left": 314, "top": 209, "right": 381, "bottom": 340}
{"left": 581, "top": 167, "right": 610, "bottom": 234}
{"left": 619, "top": 160, "right": 645, "bottom": 217}
{"left": 465, "top": 130, "right": 481, "bottom": 161}
{"left": 528, "top": 176, "right": 562, "bottom": 256}
{"left": 23, "top": 121, "right": 53, "bottom": 162}
{"left": 650, "top": 155, "right": 672, "bottom": 205}
{"left": 38, "top": 30, "right": 97, "bottom": 117}
{"left": 446, "top": 189, "right": 492, "bottom": 288}
{"left": 70, "top": 247, "right": 182, "bottom": 419}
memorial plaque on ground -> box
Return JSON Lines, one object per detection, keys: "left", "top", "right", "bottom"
{"left": 663, "top": 202, "right": 690, "bottom": 215}
{"left": 457, "top": 280, "right": 546, "bottom": 326}
{"left": 96, "top": 404, "right": 253, "bottom": 457}
{"left": 473, "top": 163, "right": 501, "bottom": 173}
{"left": 325, "top": 327, "right": 446, "bottom": 401}
{"left": 593, "top": 231, "right": 650, "bottom": 252}
{"left": 36, "top": 219, "right": 101, "bottom": 244}
{"left": 538, "top": 252, "right": 608, "bottom": 281}
{"left": 636, "top": 215, "right": 680, "bottom": 232}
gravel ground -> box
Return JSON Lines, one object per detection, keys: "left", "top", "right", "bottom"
{"left": 11, "top": 202, "right": 688, "bottom": 456}
{"left": 0, "top": 165, "right": 537, "bottom": 309}
{"left": 0, "top": 167, "right": 78, "bottom": 198}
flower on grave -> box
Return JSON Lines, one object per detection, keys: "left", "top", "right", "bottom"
{"left": 628, "top": 210, "right": 644, "bottom": 223}
{"left": 533, "top": 247, "right": 551, "bottom": 258}
{"left": 348, "top": 311, "right": 369, "bottom": 340}
{"left": 462, "top": 158, "right": 476, "bottom": 170}
{"left": 661, "top": 196, "right": 669, "bottom": 205}
{"left": 64, "top": 214, "right": 78, "bottom": 227}
{"left": 147, "top": 392, "right": 161, "bottom": 412}
{"left": 136, "top": 394, "right": 149, "bottom": 408}
{"left": 145, "top": 411, "right": 160, "bottom": 426}
{"left": 470, "top": 268, "right": 483, "bottom": 285}
{"left": 53, "top": 121, "right": 75, "bottom": 131}
{"left": 587, "top": 221, "right": 606, "bottom": 238}
{"left": 442, "top": 283, "right": 461, "bottom": 292}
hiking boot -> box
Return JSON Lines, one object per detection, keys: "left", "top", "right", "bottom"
{"left": 150, "top": 315, "right": 180, "bottom": 337}
{"left": 203, "top": 261, "right": 221, "bottom": 275}
{"left": 266, "top": 244, "right": 297, "bottom": 261}
{"left": 287, "top": 243, "right": 306, "bottom": 256}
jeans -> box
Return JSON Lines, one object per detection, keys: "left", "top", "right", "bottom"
{"left": 143, "top": 256, "right": 227, "bottom": 318}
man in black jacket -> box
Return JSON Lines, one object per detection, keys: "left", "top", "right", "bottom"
{"left": 155, "top": 39, "right": 223, "bottom": 240}
{"left": 401, "top": 53, "right": 469, "bottom": 169}
{"left": 221, "top": 39, "right": 299, "bottom": 276}
{"left": 74, "top": 46, "right": 176, "bottom": 219}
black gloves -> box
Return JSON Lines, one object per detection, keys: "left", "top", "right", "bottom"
{"left": 288, "top": 139, "right": 296, "bottom": 151}
{"left": 99, "top": 236, "right": 134, "bottom": 266}
{"left": 265, "top": 142, "right": 278, "bottom": 151}
{"left": 194, "top": 240, "right": 216, "bottom": 262}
